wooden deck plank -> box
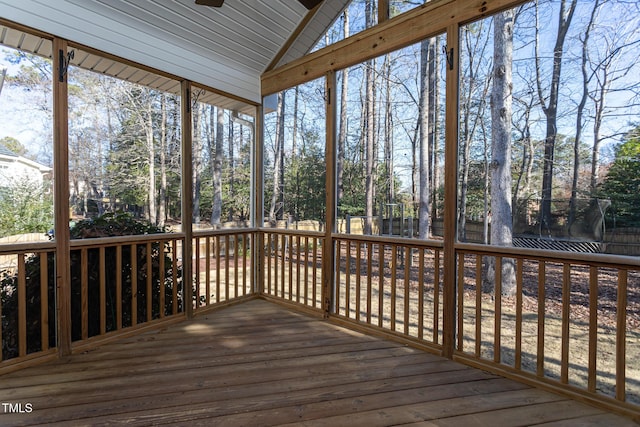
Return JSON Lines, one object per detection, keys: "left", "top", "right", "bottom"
{"left": 0, "top": 299, "right": 634, "bottom": 426}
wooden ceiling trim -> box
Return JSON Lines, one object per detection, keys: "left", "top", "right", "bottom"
{"left": 264, "top": 2, "right": 322, "bottom": 74}
{"left": 261, "top": 0, "right": 527, "bottom": 96}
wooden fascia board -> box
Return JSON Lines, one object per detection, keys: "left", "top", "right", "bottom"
{"left": 261, "top": 0, "right": 526, "bottom": 96}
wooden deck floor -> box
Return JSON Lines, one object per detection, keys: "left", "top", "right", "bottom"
{"left": 0, "top": 299, "right": 636, "bottom": 426}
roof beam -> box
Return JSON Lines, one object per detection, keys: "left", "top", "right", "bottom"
{"left": 262, "top": 0, "right": 527, "bottom": 96}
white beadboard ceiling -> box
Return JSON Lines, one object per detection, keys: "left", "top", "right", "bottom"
{"left": 0, "top": 0, "right": 348, "bottom": 105}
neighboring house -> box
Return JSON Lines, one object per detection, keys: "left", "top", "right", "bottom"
{"left": 0, "top": 143, "right": 51, "bottom": 189}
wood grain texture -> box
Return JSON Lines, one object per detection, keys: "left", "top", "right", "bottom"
{"left": 0, "top": 299, "right": 633, "bottom": 426}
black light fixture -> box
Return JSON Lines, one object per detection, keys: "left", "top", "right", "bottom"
{"left": 195, "top": 0, "right": 323, "bottom": 10}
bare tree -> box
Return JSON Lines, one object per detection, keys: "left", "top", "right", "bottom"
{"left": 568, "top": 0, "right": 599, "bottom": 230}
{"left": 363, "top": 0, "right": 376, "bottom": 235}
{"left": 337, "top": 9, "right": 349, "bottom": 205}
{"left": 158, "top": 93, "right": 168, "bottom": 227}
{"left": 418, "top": 37, "right": 433, "bottom": 239}
{"left": 536, "top": 0, "right": 577, "bottom": 234}
{"left": 487, "top": 9, "right": 516, "bottom": 296}
{"left": 210, "top": 105, "right": 223, "bottom": 228}
{"left": 268, "top": 91, "right": 286, "bottom": 225}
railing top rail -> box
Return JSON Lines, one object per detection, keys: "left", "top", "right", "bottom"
{"left": 259, "top": 227, "right": 325, "bottom": 238}
{"left": 69, "top": 232, "right": 186, "bottom": 248}
{"left": 333, "top": 232, "right": 445, "bottom": 249}
{"left": 456, "top": 242, "right": 640, "bottom": 268}
{"left": 193, "top": 228, "right": 257, "bottom": 238}
{"left": 0, "top": 241, "right": 56, "bottom": 254}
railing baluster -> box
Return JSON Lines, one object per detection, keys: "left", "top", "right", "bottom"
{"left": 216, "top": 235, "right": 221, "bottom": 302}
{"left": 494, "top": 256, "right": 502, "bottom": 364}
{"left": 194, "top": 237, "right": 201, "bottom": 307}
{"left": 18, "top": 253, "right": 27, "bottom": 357}
{"left": 131, "top": 243, "right": 137, "bottom": 326}
{"left": 146, "top": 242, "right": 152, "bottom": 322}
{"left": 515, "top": 257, "right": 523, "bottom": 370}
{"left": 99, "top": 246, "right": 106, "bottom": 334}
{"left": 224, "top": 235, "right": 235, "bottom": 301}
{"left": 117, "top": 245, "right": 123, "bottom": 328}
{"left": 390, "top": 245, "right": 397, "bottom": 331}
{"left": 312, "top": 237, "right": 318, "bottom": 308}
{"left": 378, "top": 244, "right": 384, "bottom": 328}
{"left": 457, "top": 252, "right": 464, "bottom": 351}
{"left": 367, "top": 242, "right": 373, "bottom": 324}
{"left": 172, "top": 240, "right": 178, "bottom": 315}
{"left": 334, "top": 239, "right": 341, "bottom": 314}
{"left": 40, "top": 253, "right": 49, "bottom": 351}
{"left": 561, "top": 263, "right": 571, "bottom": 384}
{"left": 235, "top": 234, "right": 240, "bottom": 299}
{"left": 475, "top": 254, "right": 482, "bottom": 357}
{"left": 81, "top": 248, "right": 89, "bottom": 340}
{"left": 433, "top": 250, "right": 440, "bottom": 344}
{"left": 588, "top": 265, "right": 598, "bottom": 393}
{"left": 616, "top": 269, "right": 628, "bottom": 402}
{"left": 418, "top": 248, "right": 425, "bottom": 340}
{"left": 304, "top": 236, "right": 309, "bottom": 305}
{"left": 205, "top": 237, "right": 211, "bottom": 305}
{"left": 355, "top": 242, "right": 362, "bottom": 321}
{"left": 404, "top": 246, "right": 410, "bottom": 336}
{"left": 159, "top": 241, "right": 166, "bottom": 318}
{"left": 280, "top": 234, "right": 286, "bottom": 299}
{"left": 537, "top": 260, "right": 545, "bottom": 377}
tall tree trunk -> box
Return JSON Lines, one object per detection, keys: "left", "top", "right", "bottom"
{"left": 192, "top": 102, "right": 202, "bottom": 224}
{"left": 158, "top": 94, "right": 167, "bottom": 227}
{"left": 227, "top": 113, "right": 235, "bottom": 222}
{"left": 486, "top": 9, "right": 515, "bottom": 296}
{"left": 537, "top": 0, "right": 577, "bottom": 234}
{"left": 269, "top": 91, "right": 286, "bottom": 225}
{"left": 384, "top": 54, "right": 394, "bottom": 208}
{"left": 145, "top": 100, "right": 157, "bottom": 225}
{"left": 337, "top": 9, "right": 349, "bottom": 205}
{"left": 211, "top": 106, "right": 223, "bottom": 228}
{"left": 418, "top": 37, "right": 433, "bottom": 240}
{"left": 363, "top": 0, "right": 376, "bottom": 235}
{"left": 568, "top": 0, "right": 598, "bottom": 232}
{"left": 431, "top": 35, "right": 442, "bottom": 220}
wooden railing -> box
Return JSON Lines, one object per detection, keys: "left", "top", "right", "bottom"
{"left": 454, "top": 243, "right": 640, "bottom": 415}
{"left": 261, "top": 229, "right": 324, "bottom": 313}
{"left": 2, "top": 226, "right": 639, "bottom": 418}
{"left": 0, "top": 241, "right": 57, "bottom": 368}
{"left": 68, "top": 234, "right": 185, "bottom": 348}
{"left": 192, "top": 229, "right": 255, "bottom": 310}
{"left": 333, "top": 234, "right": 444, "bottom": 353}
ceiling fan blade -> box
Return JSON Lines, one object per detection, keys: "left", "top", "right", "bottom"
{"left": 298, "top": 0, "right": 323, "bottom": 10}
{"left": 195, "top": 0, "right": 224, "bottom": 6}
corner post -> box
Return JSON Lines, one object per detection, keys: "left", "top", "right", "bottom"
{"left": 53, "top": 37, "right": 71, "bottom": 356}
{"left": 442, "top": 24, "right": 460, "bottom": 359}
{"left": 322, "top": 71, "right": 337, "bottom": 317}
{"left": 254, "top": 105, "right": 265, "bottom": 295}
{"left": 181, "top": 80, "right": 194, "bottom": 319}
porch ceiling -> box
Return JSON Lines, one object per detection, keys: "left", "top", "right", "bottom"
{"left": 0, "top": 0, "right": 348, "bottom": 105}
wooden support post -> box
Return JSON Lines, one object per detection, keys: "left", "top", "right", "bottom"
{"left": 442, "top": 24, "right": 459, "bottom": 359}
{"left": 181, "top": 80, "right": 194, "bottom": 319}
{"left": 322, "top": 71, "right": 337, "bottom": 317}
{"left": 254, "top": 105, "right": 265, "bottom": 295}
{"left": 53, "top": 37, "right": 71, "bottom": 357}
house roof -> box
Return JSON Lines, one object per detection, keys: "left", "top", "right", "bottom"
{"left": 0, "top": 0, "right": 348, "bottom": 107}
{"left": 0, "top": 143, "right": 51, "bottom": 172}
